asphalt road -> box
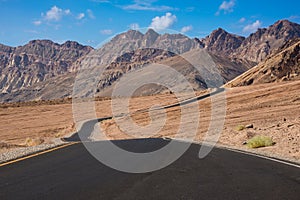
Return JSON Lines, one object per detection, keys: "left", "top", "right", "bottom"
{"left": 0, "top": 138, "right": 299, "bottom": 200}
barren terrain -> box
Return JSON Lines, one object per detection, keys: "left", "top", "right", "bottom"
{"left": 101, "top": 80, "right": 300, "bottom": 163}
{"left": 0, "top": 81, "right": 299, "bottom": 163}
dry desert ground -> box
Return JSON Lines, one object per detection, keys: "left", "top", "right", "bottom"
{"left": 0, "top": 80, "right": 299, "bottom": 163}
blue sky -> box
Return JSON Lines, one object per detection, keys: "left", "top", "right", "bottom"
{"left": 0, "top": 0, "right": 299, "bottom": 47}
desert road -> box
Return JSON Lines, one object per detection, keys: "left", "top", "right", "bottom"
{"left": 64, "top": 88, "right": 226, "bottom": 142}
{"left": 0, "top": 138, "right": 299, "bottom": 200}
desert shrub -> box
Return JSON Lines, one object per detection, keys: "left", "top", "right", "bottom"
{"left": 246, "top": 135, "right": 274, "bottom": 148}
{"left": 25, "top": 138, "right": 44, "bottom": 147}
{"left": 236, "top": 125, "right": 246, "bottom": 131}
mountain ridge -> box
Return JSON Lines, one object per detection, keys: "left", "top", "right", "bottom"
{"left": 225, "top": 38, "right": 300, "bottom": 87}
{"left": 233, "top": 20, "right": 300, "bottom": 62}
{"left": 0, "top": 19, "right": 299, "bottom": 102}
{"left": 0, "top": 40, "right": 93, "bottom": 94}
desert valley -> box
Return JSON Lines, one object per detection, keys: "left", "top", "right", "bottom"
{"left": 0, "top": 19, "right": 299, "bottom": 165}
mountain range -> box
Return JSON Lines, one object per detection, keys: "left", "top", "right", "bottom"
{"left": 0, "top": 19, "right": 299, "bottom": 102}
{"left": 200, "top": 20, "right": 300, "bottom": 62}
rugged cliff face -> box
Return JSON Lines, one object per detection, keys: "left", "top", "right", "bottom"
{"left": 0, "top": 47, "right": 254, "bottom": 102}
{"left": 0, "top": 40, "right": 93, "bottom": 93}
{"left": 93, "top": 29, "right": 201, "bottom": 66}
{"left": 233, "top": 20, "right": 300, "bottom": 62}
{"left": 226, "top": 39, "right": 300, "bottom": 87}
{"left": 203, "top": 20, "right": 300, "bottom": 63}
{"left": 200, "top": 28, "right": 245, "bottom": 57}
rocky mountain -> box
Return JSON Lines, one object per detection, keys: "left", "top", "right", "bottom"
{"left": 225, "top": 39, "right": 300, "bottom": 87}
{"left": 234, "top": 20, "right": 300, "bottom": 62}
{"left": 97, "top": 48, "right": 176, "bottom": 91}
{"left": 94, "top": 48, "right": 254, "bottom": 97}
{"left": 0, "top": 47, "right": 254, "bottom": 102}
{"left": 203, "top": 20, "right": 300, "bottom": 63}
{"left": 0, "top": 40, "right": 93, "bottom": 94}
{"left": 1, "top": 19, "right": 300, "bottom": 102}
{"left": 200, "top": 28, "right": 245, "bottom": 57}
{"left": 0, "top": 30, "right": 202, "bottom": 102}
{"left": 93, "top": 29, "right": 201, "bottom": 66}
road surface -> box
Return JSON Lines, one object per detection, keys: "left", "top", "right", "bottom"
{"left": 0, "top": 138, "right": 299, "bottom": 200}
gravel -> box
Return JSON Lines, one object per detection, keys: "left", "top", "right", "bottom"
{"left": 0, "top": 139, "right": 66, "bottom": 164}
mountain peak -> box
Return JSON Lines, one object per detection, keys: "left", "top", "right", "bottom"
{"left": 144, "top": 29, "right": 159, "bottom": 39}
{"left": 62, "top": 40, "right": 80, "bottom": 47}
{"left": 28, "top": 39, "right": 57, "bottom": 46}
{"left": 273, "top": 19, "right": 294, "bottom": 26}
{"left": 143, "top": 29, "right": 159, "bottom": 46}
{"left": 201, "top": 28, "right": 245, "bottom": 56}
{"left": 61, "top": 41, "right": 93, "bottom": 50}
{"left": 125, "top": 29, "right": 144, "bottom": 39}
{"left": 145, "top": 28, "right": 159, "bottom": 35}
{"left": 213, "top": 28, "right": 227, "bottom": 34}
{"left": 270, "top": 19, "right": 298, "bottom": 31}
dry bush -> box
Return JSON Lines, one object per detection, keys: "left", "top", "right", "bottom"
{"left": 246, "top": 135, "right": 274, "bottom": 148}
{"left": 236, "top": 125, "right": 246, "bottom": 131}
{"left": 24, "top": 138, "right": 44, "bottom": 147}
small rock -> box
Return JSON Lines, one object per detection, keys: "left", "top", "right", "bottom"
{"left": 287, "top": 124, "right": 294, "bottom": 128}
{"left": 243, "top": 142, "right": 247, "bottom": 145}
{"left": 245, "top": 124, "right": 254, "bottom": 129}
{"left": 246, "top": 131, "right": 256, "bottom": 138}
{"left": 284, "top": 118, "right": 287, "bottom": 122}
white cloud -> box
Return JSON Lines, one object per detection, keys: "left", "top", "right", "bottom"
{"left": 87, "top": 9, "right": 95, "bottom": 19}
{"left": 64, "top": 9, "right": 71, "bottom": 15}
{"left": 216, "top": 0, "right": 235, "bottom": 15}
{"left": 77, "top": 13, "right": 85, "bottom": 20}
{"left": 149, "top": 12, "right": 177, "bottom": 31}
{"left": 123, "top": 4, "right": 173, "bottom": 11}
{"left": 181, "top": 25, "right": 193, "bottom": 33}
{"left": 239, "top": 17, "right": 246, "bottom": 23}
{"left": 100, "top": 29, "right": 113, "bottom": 35}
{"left": 43, "top": 6, "right": 71, "bottom": 21}
{"left": 243, "top": 20, "right": 262, "bottom": 33}
{"left": 122, "top": 0, "right": 174, "bottom": 11}
{"left": 130, "top": 23, "right": 140, "bottom": 30}
{"left": 33, "top": 20, "right": 42, "bottom": 26}
{"left": 288, "top": 15, "right": 300, "bottom": 20}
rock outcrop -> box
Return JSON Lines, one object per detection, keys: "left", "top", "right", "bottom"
{"left": 201, "top": 28, "right": 245, "bottom": 57}
{"left": 226, "top": 39, "right": 300, "bottom": 87}
{"left": 0, "top": 40, "right": 93, "bottom": 94}
{"left": 203, "top": 20, "right": 300, "bottom": 63}
{"left": 234, "top": 20, "right": 300, "bottom": 62}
